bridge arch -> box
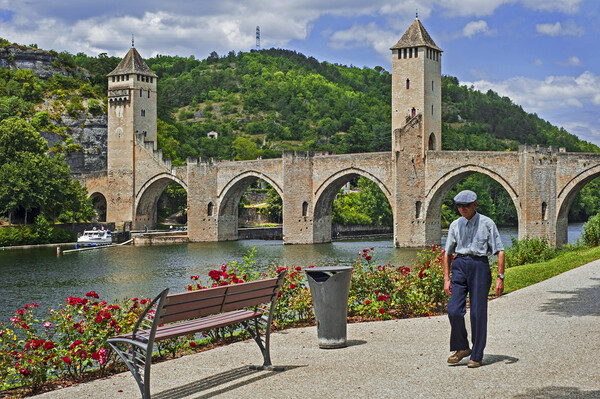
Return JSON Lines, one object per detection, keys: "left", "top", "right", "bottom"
{"left": 313, "top": 168, "right": 393, "bottom": 243}
{"left": 217, "top": 171, "right": 283, "bottom": 241}
{"left": 134, "top": 173, "right": 188, "bottom": 229}
{"left": 423, "top": 165, "right": 520, "bottom": 244}
{"left": 555, "top": 164, "right": 600, "bottom": 245}
{"left": 89, "top": 191, "right": 107, "bottom": 222}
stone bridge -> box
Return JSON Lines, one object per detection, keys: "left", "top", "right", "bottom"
{"left": 83, "top": 114, "right": 600, "bottom": 247}
{"left": 81, "top": 21, "right": 600, "bottom": 247}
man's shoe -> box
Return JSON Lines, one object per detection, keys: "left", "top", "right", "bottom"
{"left": 467, "top": 360, "right": 482, "bottom": 368}
{"left": 447, "top": 349, "right": 472, "bottom": 364}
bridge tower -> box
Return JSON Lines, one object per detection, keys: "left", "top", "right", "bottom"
{"left": 390, "top": 17, "right": 443, "bottom": 247}
{"left": 106, "top": 46, "right": 158, "bottom": 227}
{"left": 390, "top": 16, "right": 442, "bottom": 152}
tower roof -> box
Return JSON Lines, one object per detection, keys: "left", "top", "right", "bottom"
{"left": 390, "top": 18, "right": 442, "bottom": 52}
{"left": 107, "top": 47, "right": 157, "bottom": 77}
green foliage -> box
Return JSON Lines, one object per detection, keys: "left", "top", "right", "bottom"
{"left": 86, "top": 98, "right": 103, "bottom": 115}
{"left": 259, "top": 185, "right": 282, "bottom": 223}
{"left": 332, "top": 177, "right": 392, "bottom": 226}
{"left": 581, "top": 212, "right": 600, "bottom": 247}
{"left": 232, "top": 136, "right": 260, "bottom": 160}
{"left": 505, "top": 236, "right": 558, "bottom": 268}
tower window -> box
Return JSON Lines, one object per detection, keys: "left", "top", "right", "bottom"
{"left": 112, "top": 76, "right": 115, "bottom": 82}
{"left": 208, "top": 202, "right": 214, "bottom": 216}
{"left": 302, "top": 201, "right": 308, "bottom": 217}
{"left": 406, "top": 79, "right": 410, "bottom": 90}
{"left": 409, "top": 48, "right": 412, "bottom": 58}
{"left": 432, "top": 80, "right": 434, "bottom": 91}
{"left": 416, "top": 201, "right": 422, "bottom": 219}
{"left": 432, "top": 104, "right": 434, "bottom": 115}
{"left": 411, "top": 107, "right": 416, "bottom": 117}
{"left": 148, "top": 90, "right": 150, "bottom": 98}
{"left": 141, "top": 109, "right": 145, "bottom": 117}
{"left": 403, "top": 48, "right": 407, "bottom": 58}
{"left": 140, "top": 89, "right": 142, "bottom": 97}
{"left": 542, "top": 202, "right": 547, "bottom": 220}
{"left": 137, "top": 75, "right": 140, "bottom": 81}
{"left": 428, "top": 133, "right": 436, "bottom": 150}
{"left": 150, "top": 77, "right": 153, "bottom": 83}
{"left": 414, "top": 47, "right": 418, "bottom": 58}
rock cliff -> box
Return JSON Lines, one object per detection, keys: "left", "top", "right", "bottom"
{"left": 0, "top": 45, "right": 89, "bottom": 79}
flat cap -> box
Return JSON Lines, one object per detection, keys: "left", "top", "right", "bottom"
{"left": 453, "top": 190, "right": 477, "bottom": 204}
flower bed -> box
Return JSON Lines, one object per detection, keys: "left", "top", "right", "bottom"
{"left": 0, "top": 246, "right": 447, "bottom": 396}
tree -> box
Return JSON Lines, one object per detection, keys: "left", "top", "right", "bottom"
{"left": 232, "top": 136, "right": 260, "bottom": 160}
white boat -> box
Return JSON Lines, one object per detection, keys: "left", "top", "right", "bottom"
{"left": 77, "top": 229, "right": 112, "bottom": 247}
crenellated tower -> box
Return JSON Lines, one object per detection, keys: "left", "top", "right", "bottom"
{"left": 106, "top": 47, "right": 158, "bottom": 227}
{"left": 390, "top": 17, "right": 442, "bottom": 154}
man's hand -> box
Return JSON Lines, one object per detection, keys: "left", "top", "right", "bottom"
{"left": 444, "top": 278, "right": 452, "bottom": 296}
{"left": 494, "top": 278, "right": 504, "bottom": 297}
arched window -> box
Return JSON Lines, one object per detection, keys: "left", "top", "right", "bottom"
{"left": 542, "top": 202, "right": 547, "bottom": 220}
{"left": 302, "top": 201, "right": 309, "bottom": 217}
{"left": 411, "top": 107, "right": 416, "bottom": 118}
{"left": 207, "top": 202, "right": 214, "bottom": 216}
{"left": 406, "top": 79, "right": 410, "bottom": 90}
{"left": 416, "top": 201, "right": 422, "bottom": 219}
{"left": 141, "top": 109, "right": 145, "bottom": 117}
{"left": 428, "top": 133, "right": 436, "bottom": 150}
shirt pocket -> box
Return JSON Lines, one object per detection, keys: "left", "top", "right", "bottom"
{"left": 474, "top": 232, "right": 489, "bottom": 254}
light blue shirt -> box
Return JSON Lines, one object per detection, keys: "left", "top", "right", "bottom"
{"left": 445, "top": 212, "right": 504, "bottom": 256}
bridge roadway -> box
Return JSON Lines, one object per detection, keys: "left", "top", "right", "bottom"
{"left": 32, "top": 258, "right": 600, "bottom": 398}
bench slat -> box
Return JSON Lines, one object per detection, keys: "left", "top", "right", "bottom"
{"left": 154, "top": 310, "right": 260, "bottom": 341}
{"left": 222, "top": 293, "right": 276, "bottom": 312}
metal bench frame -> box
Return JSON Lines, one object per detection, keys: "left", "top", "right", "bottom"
{"left": 108, "top": 271, "right": 286, "bottom": 399}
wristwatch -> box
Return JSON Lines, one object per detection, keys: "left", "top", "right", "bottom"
{"left": 498, "top": 274, "right": 505, "bottom": 280}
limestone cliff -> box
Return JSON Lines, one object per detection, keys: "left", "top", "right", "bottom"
{"left": 0, "top": 45, "right": 89, "bottom": 79}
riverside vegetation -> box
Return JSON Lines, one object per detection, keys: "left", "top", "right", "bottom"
{"left": 3, "top": 212, "right": 600, "bottom": 397}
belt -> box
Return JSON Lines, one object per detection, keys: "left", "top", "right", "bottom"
{"left": 454, "top": 254, "right": 488, "bottom": 261}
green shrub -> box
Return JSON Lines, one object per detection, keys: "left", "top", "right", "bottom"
{"left": 505, "top": 236, "right": 557, "bottom": 268}
{"left": 86, "top": 98, "right": 102, "bottom": 115}
{"left": 582, "top": 213, "right": 600, "bottom": 247}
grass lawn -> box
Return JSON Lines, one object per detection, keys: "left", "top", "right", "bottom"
{"left": 503, "top": 245, "right": 600, "bottom": 294}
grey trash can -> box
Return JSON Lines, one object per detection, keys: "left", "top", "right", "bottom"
{"left": 305, "top": 266, "right": 352, "bottom": 348}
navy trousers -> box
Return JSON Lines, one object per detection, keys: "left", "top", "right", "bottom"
{"left": 447, "top": 255, "right": 492, "bottom": 362}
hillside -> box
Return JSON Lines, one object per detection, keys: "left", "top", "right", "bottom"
{"left": 1, "top": 42, "right": 600, "bottom": 225}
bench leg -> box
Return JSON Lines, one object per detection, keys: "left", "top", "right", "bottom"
{"left": 242, "top": 318, "right": 282, "bottom": 371}
{"left": 108, "top": 339, "right": 153, "bottom": 398}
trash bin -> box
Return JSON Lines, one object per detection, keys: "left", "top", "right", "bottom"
{"left": 305, "top": 266, "right": 353, "bottom": 348}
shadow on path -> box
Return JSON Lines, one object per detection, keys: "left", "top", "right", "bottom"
{"left": 512, "top": 386, "right": 600, "bottom": 398}
{"left": 539, "top": 278, "right": 600, "bottom": 317}
{"left": 152, "top": 365, "right": 303, "bottom": 399}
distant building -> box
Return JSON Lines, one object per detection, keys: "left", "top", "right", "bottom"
{"left": 207, "top": 131, "right": 218, "bottom": 139}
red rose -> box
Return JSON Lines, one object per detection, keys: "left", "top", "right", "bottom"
{"left": 44, "top": 341, "right": 55, "bottom": 350}
{"left": 62, "top": 356, "right": 72, "bottom": 365}
{"left": 365, "top": 256, "right": 372, "bottom": 261}
{"left": 91, "top": 352, "right": 100, "bottom": 360}
{"left": 365, "top": 300, "right": 370, "bottom": 305}
{"left": 379, "top": 308, "right": 385, "bottom": 314}
{"left": 20, "top": 368, "right": 31, "bottom": 376}
{"left": 295, "top": 266, "right": 302, "bottom": 271}
{"left": 289, "top": 284, "right": 296, "bottom": 289}
{"left": 86, "top": 291, "right": 99, "bottom": 299}
{"left": 95, "top": 315, "right": 102, "bottom": 323}
{"left": 189, "top": 341, "right": 196, "bottom": 348}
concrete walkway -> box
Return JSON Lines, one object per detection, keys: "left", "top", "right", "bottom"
{"left": 35, "top": 260, "right": 600, "bottom": 398}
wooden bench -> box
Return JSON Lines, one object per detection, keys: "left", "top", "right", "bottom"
{"left": 108, "top": 271, "right": 286, "bottom": 399}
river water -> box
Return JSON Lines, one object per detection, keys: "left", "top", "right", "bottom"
{"left": 0, "top": 223, "right": 584, "bottom": 323}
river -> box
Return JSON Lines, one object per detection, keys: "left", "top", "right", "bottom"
{"left": 0, "top": 223, "right": 585, "bottom": 323}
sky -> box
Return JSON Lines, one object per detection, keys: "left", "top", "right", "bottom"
{"left": 1, "top": 0, "right": 599, "bottom": 146}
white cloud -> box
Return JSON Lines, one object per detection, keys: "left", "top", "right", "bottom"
{"left": 534, "top": 59, "right": 544, "bottom": 67}
{"left": 463, "top": 71, "right": 600, "bottom": 121}
{"left": 462, "top": 20, "right": 496, "bottom": 38}
{"left": 562, "top": 56, "right": 583, "bottom": 67}
{"left": 327, "top": 22, "right": 399, "bottom": 61}
{"left": 536, "top": 21, "right": 584, "bottom": 36}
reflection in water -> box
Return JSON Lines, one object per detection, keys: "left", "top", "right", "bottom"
{"left": 0, "top": 223, "right": 584, "bottom": 323}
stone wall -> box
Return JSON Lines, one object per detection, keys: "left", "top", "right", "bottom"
{"left": 0, "top": 46, "right": 89, "bottom": 79}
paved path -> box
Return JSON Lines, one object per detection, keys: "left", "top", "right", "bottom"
{"left": 35, "top": 260, "right": 600, "bottom": 398}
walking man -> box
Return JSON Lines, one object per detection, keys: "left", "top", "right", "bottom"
{"left": 443, "top": 190, "right": 505, "bottom": 368}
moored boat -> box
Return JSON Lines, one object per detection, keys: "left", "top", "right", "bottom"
{"left": 77, "top": 228, "right": 112, "bottom": 247}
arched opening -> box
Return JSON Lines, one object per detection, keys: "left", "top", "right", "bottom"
{"left": 302, "top": 201, "right": 309, "bottom": 217}
{"left": 556, "top": 175, "right": 600, "bottom": 246}
{"left": 416, "top": 201, "right": 422, "bottom": 219}
{"left": 428, "top": 133, "right": 436, "bottom": 150}
{"left": 134, "top": 177, "right": 187, "bottom": 230}
{"left": 90, "top": 193, "right": 107, "bottom": 222}
{"left": 542, "top": 202, "right": 547, "bottom": 221}
{"left": 426, "top": 171, "right": 519, "bottom": 247}
{"left": 411, "top": 107, "right": 416, "bottom": 118}
{"left": 219, "top": 175, "right": 283, "bottom": 241}
{"left": 406, "top": 78, "right": 410, "bottom": 90}
{"left": 207, "top": 202, "right": 214, "bottom": 217}
{"left": 314, "top": 172, "right": 392, "bottom": 243}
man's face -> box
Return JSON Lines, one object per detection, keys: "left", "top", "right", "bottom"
{"left": 457, "top": 201, "right": 477, "bottom": 220}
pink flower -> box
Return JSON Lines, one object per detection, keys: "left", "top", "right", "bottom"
{"left": 19, "top": 368, "right": 31, "bottom": 376}
{"left": 43, "top": 322, "right": 52, "bottom": 328}
{"left": 221, "top": 264, "right": 227, "bottom": 272}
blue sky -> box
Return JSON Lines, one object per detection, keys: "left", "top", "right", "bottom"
{"left": 0, "top": 0, "right": 599, "bottom": 146}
